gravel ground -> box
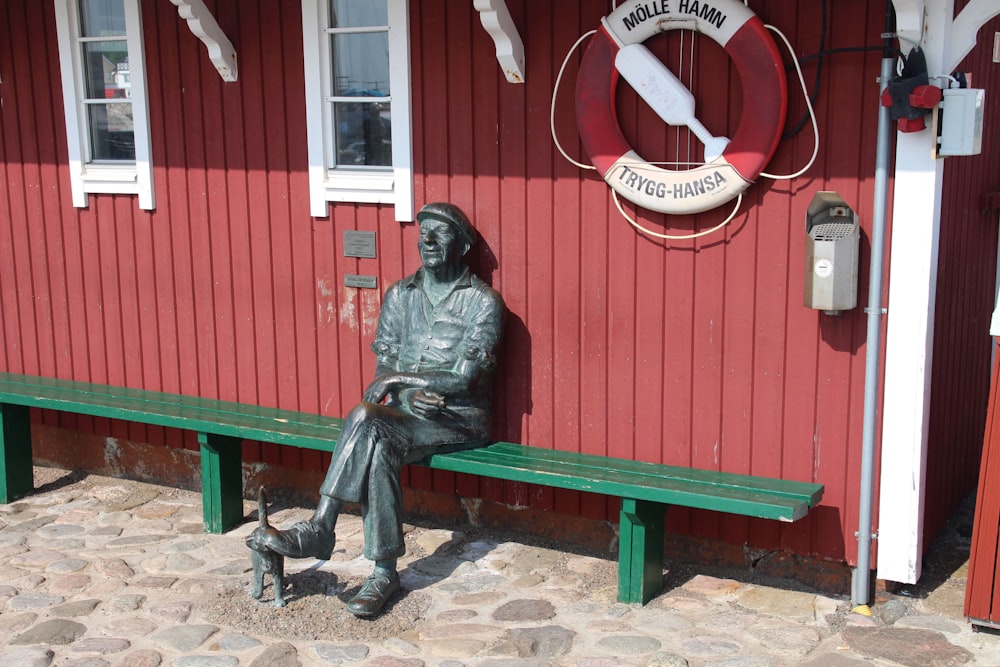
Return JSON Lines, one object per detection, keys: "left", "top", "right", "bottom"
{"left": 198, "top": 497, "right": 620, "bottom": 643}
{"left": 202, "top": 574, "right": 433, "bottom": 642}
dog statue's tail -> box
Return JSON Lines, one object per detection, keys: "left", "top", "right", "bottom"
{"left": 258, "top": 487, "right": 270, "bottom": 530}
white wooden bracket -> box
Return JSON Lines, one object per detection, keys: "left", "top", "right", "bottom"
{"left": 474, "top": 0, "right": 525, "bottom": 83}
{"left": 946, "top": 0, "right": 1000, "bottom": 72}
{"left": 892, "top": 0, "right": 1000, "bottom": 73}
{"left": 169, "top": 0, "right": 238, "bottom": 82}
{"left": 891, "top": 0, "right": 925, "bottom": 52}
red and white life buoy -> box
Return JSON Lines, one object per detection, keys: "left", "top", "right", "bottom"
{"left": 575, "top": 0, "right": 787, "bottom": 215}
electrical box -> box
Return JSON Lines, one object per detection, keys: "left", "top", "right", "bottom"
{"left": 804, "top": 192, "right": 859, "bottom": 315}
{"left": 938, "top": 88, "right": 985, "bottom": 156}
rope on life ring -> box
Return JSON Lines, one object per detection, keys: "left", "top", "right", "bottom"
{"left": 575, "top": 0, "right": 788, "bottom": 215}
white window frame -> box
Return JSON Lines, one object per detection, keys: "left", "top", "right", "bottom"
{"left": 54, "top": 0, "right": 155, "bottom": 210}
{"left": 301, "top": 0, "right": 414, "bottom": 221}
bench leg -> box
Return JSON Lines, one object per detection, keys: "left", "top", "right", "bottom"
{"left": 198, "top": 432, "right": 244, "bottom": 533}
{"left": 618, "top": 498, "right": 667, "bottom": 604}
{"left": 0, "top": 404, "right": 34, "bottom": 504}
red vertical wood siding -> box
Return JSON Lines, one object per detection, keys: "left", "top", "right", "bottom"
{"left": 926, "top": 9, "right": 1000, "bottom": 545}
{"left": 1, "top": 0, "right": 993, "bottom": 567}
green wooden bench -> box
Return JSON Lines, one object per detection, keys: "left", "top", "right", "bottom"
{"left": 0, "top": 372, "right": 824, "bottom": 604}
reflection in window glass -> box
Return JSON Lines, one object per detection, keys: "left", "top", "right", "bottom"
{"left": 82, "top": 42, "right": 130, "bottom": 99}
{"left": 78, "top": 0, "right": 133, "bottom": 163}
{"left": 331, "top": 32, "right": 390, "bottom": 96}
{"left": 334, "top": 102, "right": 391, "bottom": 167}
{"left": 87, "top": 103, "right": 135, "bottom": 160}
{"left": 329, "top": 0, "right": 386, "bottom": 29}
{"left": 81, "top": 0, "right": 125, "bottom": 36}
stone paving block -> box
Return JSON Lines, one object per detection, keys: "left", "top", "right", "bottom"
{"left": 70, "top": 637, "right": 131, "bottom": 654}
{"left": 595, "top": 634, "right": 663, "bottom": 655}
{"left": 248, "top": 641, "right": 299, "bottom": 667}
{"left": 840, "top": 626, "right": 972, "bottom": 667}
{"left": 102, "top": 617, "right": 158, "bottom": 637}
{"left": 151, "top": 624, "right": 219, "bottom": 652}
{"left": 427, "top": 638, "right": 487, "bottom": 658}
{"left": 682, "top": 574, "right": 745, "bottom": 598}
{"left": 173, "top": 657, "right": 238, "bottom": 667}
{"left": 491, "top": 598, "right": 555, "bottom": 621}
{"left": 312, "top": 642, "right": 370, "bottom": 663}
{"left": 11, "top": 618, "right": 87, "bottom": 645}
{"left": 110, "top": 649, "right": 162, "bottom": 667}
{"left": 737, "top": 586, "right": 818, "bottom": 623}
{"left": 799, "top": 653, "right": 871, "bottom": 666}
{"left": 51, "top": 598, "right": 101, "bottom": 617}
{"left": 9, "top": 593, "right": 65, "bottom": 610}
{"left": 0, "top": 647, "right": 55, "bottom": 667}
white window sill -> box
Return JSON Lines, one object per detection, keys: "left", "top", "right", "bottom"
{"left": 80, "top": 165, "right": 140, "bottom": 194}
{"left": 322, "top": 169, "right": 395, "bottom": 203}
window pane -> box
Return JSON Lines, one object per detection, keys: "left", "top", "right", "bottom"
{"left": 331, "top": 32, "right": 390, "bottom": 96}
{"left": 329, "top": 0, "right": 386, "bottom": 28}
{"left": 80, "top": 0, "right": 126, "bottom": 37}
{"left": 83, "top": 41, "right": 130, "bottom": 100}
{"left": 334, "top": 101, "right": 391, "bottom": 167}
{"left": 88, "top": 103, "right": 135, "bottom": 161}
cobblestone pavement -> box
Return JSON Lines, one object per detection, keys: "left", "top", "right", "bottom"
{"left": 1, "top": 467, "right": 998, "bottom": 667}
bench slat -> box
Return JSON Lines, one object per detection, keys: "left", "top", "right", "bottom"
{"left": 450, "top": 441, "right": 822, "bottom": 501}
{"left": 423, "top": 443, "right": 822, "bottom": 522}
{"left": 0, "top": 373, "right": 342, "bottom": 450}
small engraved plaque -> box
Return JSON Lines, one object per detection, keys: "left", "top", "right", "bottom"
{"left": 345, "top": 274, "right": 377, "bottom": 289}
{"left": 343, "top": 231, "right": 377, "bottom": 258}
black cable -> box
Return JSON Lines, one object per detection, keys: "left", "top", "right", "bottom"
{"left": 779, "top": 0, "right": 905, "bottom": 138}
{"left": 883, "top": 0, "right": 897, "bottom": 60}
{"left": 782, "top": 0, "right": 826, "bottom": 139}
{"left": 797, "top": 44, "right": 906, "bottom": 65}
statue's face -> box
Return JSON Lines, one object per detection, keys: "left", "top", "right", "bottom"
{"left": 418, "top": 219, "right": 464, "bottom": 269}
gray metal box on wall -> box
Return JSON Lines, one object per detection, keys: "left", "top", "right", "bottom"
{"left": 804, "top": 191, "right": 859, "bottom": 315}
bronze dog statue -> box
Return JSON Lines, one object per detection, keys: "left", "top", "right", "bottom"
{"left": 246, "top": 487, "right": 286, "bottom": 607}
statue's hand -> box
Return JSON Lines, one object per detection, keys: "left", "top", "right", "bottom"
{"left": 410, "top": 389, "right": 446, "bottom": 418}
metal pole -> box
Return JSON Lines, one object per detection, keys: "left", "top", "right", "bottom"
{"left": 851, "top": 8, "right": 896, "bottom": 609}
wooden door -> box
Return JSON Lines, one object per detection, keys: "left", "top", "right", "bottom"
{"left": 966, "top": 338, "right": 1000, "bottom": 628}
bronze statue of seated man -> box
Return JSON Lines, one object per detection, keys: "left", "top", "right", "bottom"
{"left": 247, "top": 202, "right": 506, "bottom": 617}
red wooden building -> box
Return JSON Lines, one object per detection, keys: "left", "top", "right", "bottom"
{"left": 2, "top": 0, "right": 998, "bottom": 601}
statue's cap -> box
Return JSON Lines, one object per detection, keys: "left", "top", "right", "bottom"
{"left": 416, "top": 202, "right": 476, "bottom": 247}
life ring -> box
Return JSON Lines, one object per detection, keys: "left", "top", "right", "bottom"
{"left": 575, "top": 0, "right": 787, "bottom": 215}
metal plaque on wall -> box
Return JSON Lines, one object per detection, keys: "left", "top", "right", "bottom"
{"left": 344, "top": 274, "right": 377, "bottom": 289}
{"left": 343, "top": 231, "right": 376, "bottom": 258}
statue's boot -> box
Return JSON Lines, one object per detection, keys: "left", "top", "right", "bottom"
{"left": 347, "top": 570, "right": 400, "bottom": 617}
{"left": 258, "top": 496, "right": 338, "bottom": 559}
{"left": 260, "top": 520, "right": 335, "bottom": 560}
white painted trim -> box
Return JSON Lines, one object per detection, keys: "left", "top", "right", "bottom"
{"left": 474, "top": 0, "right": 525, "bottom": 83}
{"left": 992, "top": 208, "right": 1000, "bottom": 337}
{"left": 876, "top": 0, "right": 954, "bottom": 586}
{"left": 53, "top": 0, "right": 87, "bottom": 208}
{"left": 877, "top": 130, "right": 944, "bottom": 584}
{"left": 993, "top": 225, "right": 1000, "bottom": 336}
{"left": 388, "top": 0, "right": 414, "bottom": 222}
{"left": 301, "top": 0, "right": 329, "bottom": 218}
{"left": 125, "top": 0, "right": 155, "bottom": 210}
{"left": 168, "top": 0, "right": 238, "bottom": 82}
{"left": 53, "top": 0, "right": 155, "bottom": 210}
{"left": 301, "top": 0, "right": 413, "bottom": 221}
{"left": 891, "top": 0, "right": 926, "bottom": 52}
